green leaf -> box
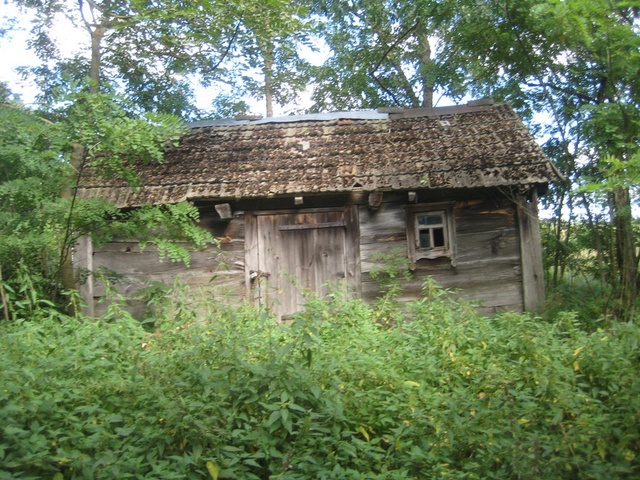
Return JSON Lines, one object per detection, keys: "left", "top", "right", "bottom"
{"left": 266, "top": 410, "right": 280, "bottom": 427}
{"left": 280, "top": 407, "right": 289, "bottom": 424}
{"left": 403, "top": 380, "right": 420, "bottom": 388}
{"left": 358, "top": 426, "right": 370, "bottom": 442}
{"left": 115, "top": 426, "right": 135, "bottom": 437}
{"left": 281, "top": 411, "right": 293, "bottom": 435}
{"left": 206, "top": 460, "right": 220, "bottom": 480}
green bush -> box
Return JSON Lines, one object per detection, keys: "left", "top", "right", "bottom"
{"left": 1, "top": 284, "right": 639, "bottom": 478}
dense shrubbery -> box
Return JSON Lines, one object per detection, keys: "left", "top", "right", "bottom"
{"left": 1, "top": 283, "right": 639, "bottom": 479}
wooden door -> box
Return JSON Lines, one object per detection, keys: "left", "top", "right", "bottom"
{"left": 246, "top": 207, "right": 359, "bottom": 320}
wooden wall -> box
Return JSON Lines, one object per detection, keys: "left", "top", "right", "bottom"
{"left": 359, "top": 190, "right": 525, "bottom": 314}
{"left": 81, "top": 188, "right": 541, "bottom": 317}
{"left": 89, "top": 210, "right": 247, "bottom": 317}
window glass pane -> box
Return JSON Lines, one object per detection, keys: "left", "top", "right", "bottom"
{"left": 428, "top": 214, "right": 443, "bottom": 226}
{"left": 413, "top": 209, "right": 449, "bottom": 254}
{"left": 418, "top": 213, "right": 443, "bottom": 226}
{"left": 419, "top": 230, "right": 431, "bottom": 249}
{"left": 429, "top": 214, "right": 444, "bottom": 225}
{"left": 432, "top": 227, "right": 445, "bottom": 247}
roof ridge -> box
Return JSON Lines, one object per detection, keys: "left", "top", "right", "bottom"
{"left": 188, "top": 99, "right": 501, "bottom": 129}
{"left": 188, "top": 111, "right": 389, "bottom": 129}
{"left": 381, "top": 99, "right": 501, "bottom": 119}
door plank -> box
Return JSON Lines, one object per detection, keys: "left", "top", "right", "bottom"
{"left": 278, "top": 221, "right": 346, "bottom": 231}
{"left": 254, "top": 209, "right": 351, "bottom": 319}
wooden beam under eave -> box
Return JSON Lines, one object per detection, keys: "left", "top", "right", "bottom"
{"left": 215, "top": 203, "right": 233, "bottom": 219}
{"left": 368, "top": 191, "right": 384, "bottom": 211}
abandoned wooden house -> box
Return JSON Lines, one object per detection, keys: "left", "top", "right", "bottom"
{"left": 75, "top": 100, "right": 561, "bottom": 318}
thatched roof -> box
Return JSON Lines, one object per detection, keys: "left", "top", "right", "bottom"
{"left": 77, "top": 101, "right": 561, "bottom": 208}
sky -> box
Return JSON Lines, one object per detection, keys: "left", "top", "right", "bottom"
{"left": 1, "top": 6, "right": 46, "bottom": 106}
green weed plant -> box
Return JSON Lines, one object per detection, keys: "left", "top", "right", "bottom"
{"left": 1, "top": 281, "right": 639, "bottom": 479}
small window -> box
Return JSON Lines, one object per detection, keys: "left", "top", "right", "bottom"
{"left": 416, "top": 211, "right": 447, "bottom": 251}
{"left": 406, "top": 204, "right": 456, "bottom": 267}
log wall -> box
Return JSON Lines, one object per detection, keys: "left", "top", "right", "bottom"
{"left": 82, "top": 188, "right": 539, "bottom": 317}
{"left": 359, "top": 191, "right": 525, "bottom": 314}
{"left": 90, "top": 210, "right": 247, "bottom": 317}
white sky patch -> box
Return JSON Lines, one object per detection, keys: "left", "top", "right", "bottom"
{"left": 296, "top": 40, "right": 331, "bottom": 66}
{"left": 1, "top": 5, "right": 90, "bottom": 105}
{"left": 1, "top": 8, "right": 41, "bottom": 104}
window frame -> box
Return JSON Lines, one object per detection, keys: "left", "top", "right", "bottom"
{"left": 405, "top": 203, "right": 456, "bottom": 268}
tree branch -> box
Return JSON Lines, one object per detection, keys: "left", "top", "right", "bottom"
{"left": 210, "top": 18, "right": 243, "bottom": 73}
{"left": 368, "top": 21, "right": 420, "bottom": 107}
{"left": 522, "top": 81, "right": 596, "bottom": 105}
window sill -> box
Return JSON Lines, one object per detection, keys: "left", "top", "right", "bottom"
{"left": 410, "top": 252, "right": 458, "bottom": 270}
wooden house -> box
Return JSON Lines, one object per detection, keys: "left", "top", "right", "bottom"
{"left": 76, "top": 100, "right": 561, "bottom": 318}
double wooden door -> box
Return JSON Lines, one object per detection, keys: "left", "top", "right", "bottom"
{"left": 246, "top": 207, "right": 359, "bottom": 320}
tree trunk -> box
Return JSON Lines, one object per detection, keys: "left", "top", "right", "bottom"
{"left": 419, "top": 32, "right": 433, "bottom": 108}
{"left": 61, "top": 16, "right": 105, "bottom": 312}
{"left": 552, "top": 190, "right": 565, "bottom": 288}
{"left": 559, "top": 195, "right": 575, "bottom": 280}
{"left": 582, "top": 194, "right": 607, "bottom": 287}
{"left": 262, "top": 44, "right": 274, "bottom": 117}
{"left": 89, "top": 25, "right": 106, "bottom": 94}
{"left": 613, "top": 186, "right": 638, "bottom": 315}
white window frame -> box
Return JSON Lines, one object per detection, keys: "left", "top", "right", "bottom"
{"left": 405, "top": 203, "right": 456, "bottom": 268}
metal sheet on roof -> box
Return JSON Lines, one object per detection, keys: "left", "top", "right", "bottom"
{"left": 253, "top": 111, "right": 389, "bottom": 124}
{"left": 188, "top": 118, "right": 250, "bottom": 128}
{"left": 188, "top": 111, "right": 389, "bottom": 128}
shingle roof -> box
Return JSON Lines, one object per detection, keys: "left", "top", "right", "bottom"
{"left": 77, "top": 102, "right": 561, "bottom": 208}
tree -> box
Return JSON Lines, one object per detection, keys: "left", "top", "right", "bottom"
{"left": 435, "top": 0, "right": 640, "bottom": 314}
{"left": 310, "top": 0, "right": 457, "bottom": 111}
{"left": 10, "top": 0, "right": 231, "bottom": 117}
{"left": 198, "top": 1, "right": 315, "bottom": 117}
{"left": 8, "top": 0, "right": 317, "bottom": 119}
{"left": 0, "top": 84, "right": 215, "bottom": 317}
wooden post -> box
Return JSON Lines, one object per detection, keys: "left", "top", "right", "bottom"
{"left": 74, "top": 236, "right": 95, "bottom": 316}
{"left": 244, "top": 213, "right": 260, "bottom": 305}
{"left": 517, "top": 191, "right": 545, "bottom": 311}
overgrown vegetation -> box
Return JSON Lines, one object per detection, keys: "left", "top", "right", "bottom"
{"left": 541, "top": 217, "right": 640, "bottom": 322}
{"left": 0, "top": 87, "right": 214, "bottom": 315}
{"left": 1, "top": 1, "right": 639, "bottom": 477}
{"left": 1, "top": 281, "right": 639, "bottom": 479}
